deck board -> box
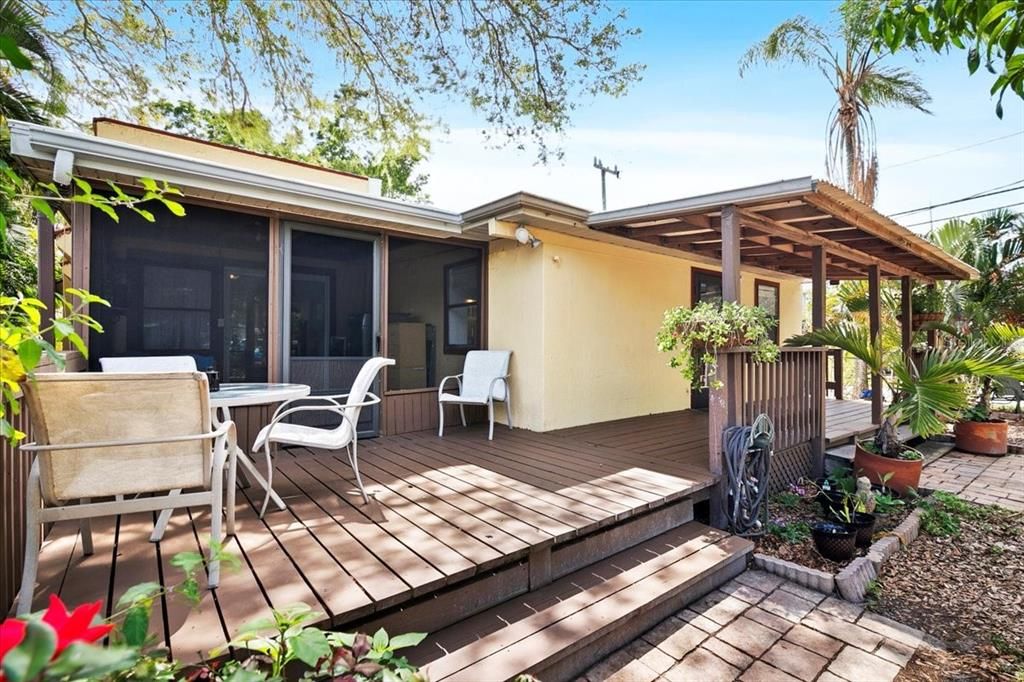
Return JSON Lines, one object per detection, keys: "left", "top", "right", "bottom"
{"left": 24, "top": 416, "right": 718, "bottom": 665}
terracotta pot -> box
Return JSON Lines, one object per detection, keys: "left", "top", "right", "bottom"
{"left": 954, "top": 420, "right": 1009, "bottom": 456}
{"left": 853, "top": 442, "right": 923, "bottom": 495}
{"left": 912, "top": 312, "right": 943, "bottom": 327}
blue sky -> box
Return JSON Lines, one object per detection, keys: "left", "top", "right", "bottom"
{"left": 420, "top": 1, "right": 1024, "bottom": 232}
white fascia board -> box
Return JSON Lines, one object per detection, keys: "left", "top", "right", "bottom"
{"left": 588, "top": 177, "right": 816, "bottom": 227}
{"left": 8, "top": 120, "right": 463, "bottom": 233}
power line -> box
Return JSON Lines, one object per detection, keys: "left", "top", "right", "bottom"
{"left": 889, "top": 182, "right": 1024, "bottom": 216}
{"left": 903, "top": 201, "right": 1024, "bottom": 228}
{"left": 883, "top": 130, "right": 1024, "bottom": 169}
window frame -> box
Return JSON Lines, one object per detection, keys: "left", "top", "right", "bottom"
{"left": 754, "top": 278, "right": 781, "bottom": 343}
{"left": 443, "top": 257, "right": 483, "bottom": 355}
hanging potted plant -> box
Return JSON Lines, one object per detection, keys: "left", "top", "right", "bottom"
{"left": 910, "top": 285, "right": 944, "bottom": 329}
{"left": 657, "top": 300, "right": 780, "bottom": 390}
{"left": 789, "top": 321, "right": 1024, "bottom": 493}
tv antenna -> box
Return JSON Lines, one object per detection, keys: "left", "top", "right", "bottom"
{"left": 593, "top": 157, "right": 620, "bottom": 210}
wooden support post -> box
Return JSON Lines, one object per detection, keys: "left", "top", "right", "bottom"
{"left": 811, "top": 246, "right": 826, "bottom": 330}
{"left": 833, "top": 349, "right": 844, "bottom": 400}
{"left": 868, "top": 265, "right": 883, "bottom": 425}
{"left": 926, "top": 283, "right": 938, "bottom": 349}
{"left": 721, "top": 205, "right": 741, "bottom": 303}
{"left": 37, "top": 213, "right": 55, "bottom": 345}
{"left": 900, "top": 275, "right": 913, "bottom": 359}
{"left": 708, "top": 352, "right": 740, "bottom": 529}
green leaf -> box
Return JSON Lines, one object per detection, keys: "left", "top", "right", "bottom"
{"left": 289, "top": 627, "right": 331, "bottom": 667}
{"left": 967, "top": 46, "right": 980, "bottom": 74}
{"left": 120, "top": 606, "right": 151, "bottom": 647}
{"left": 45, "top": 643, "right": 139, "bottom": 680}
{"left": 160, "top": 198, "right": 187, "bottom": 217}
{"left": 372, "top": 628, "right": 389, "bottom": 650}
{"left": 29, "top": 198, "right": 55, "bottom": 224}
{"left": 139, "top": 177, "right": 159, "bottom": 192}
{"left": 73, "top": 177, "right": 94, "bottom": 195}
{"left": 0, "top": 35, "right": 33, "bottom": 70}
{"left": 132, "top": 207, "right": 155, "bottom": 222}
{"left": 2, "top": 620, "right": 57, "bottom": 682}
{"left": 65, "top": 331, "right": 88, "bottom": 356}
{"left": 978, "top": 1, "right": 1014, "bottom": 30}
{"left": 387, "top": 632, "right": 427, "bottom": 650}
{"left": 170, "top": 550, "right": 205, "bottom": 574}
{"left": 117, "top": 581, "right": 163, "bottom": 608}
{"left": 17, "top": 339, "right": 42, "bottom": 374}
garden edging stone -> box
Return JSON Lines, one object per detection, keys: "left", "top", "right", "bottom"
{"left": 752, "top": 509, "right": 923, "bottom": 603}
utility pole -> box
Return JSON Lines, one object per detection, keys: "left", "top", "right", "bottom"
{"left": 593, "top": 157, "right": 620, "bottom": 210}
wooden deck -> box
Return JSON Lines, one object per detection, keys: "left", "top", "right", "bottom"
{"left": 824, "top": 398, "right": 877, "bottom": 445}
{"left": 24, "top": 418, "right": 715, "bottom": 664}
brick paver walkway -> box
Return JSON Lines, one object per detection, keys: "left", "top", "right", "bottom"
{"left": 919, "top": 450, "right": 1024, "bottom": 510}
{"left": 582, "top": 570, "right": 924, "bottom": 682}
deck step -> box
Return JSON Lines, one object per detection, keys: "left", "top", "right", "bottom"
{"left": 409, "top": 522, "right": 753, "bottom": 682}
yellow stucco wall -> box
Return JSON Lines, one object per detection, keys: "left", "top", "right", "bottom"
{"left": 94, "top": 120, "right": 371, "bottom": 193}
{"left": 487, "top": 228, "right": 806, "bottom": 431}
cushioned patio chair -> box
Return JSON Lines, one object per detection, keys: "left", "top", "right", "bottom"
{"left": 253, "top": 357, "right": 393, "bottom": 507}
{"left": 438, "top": 350, "right": 513, "bottom": 440}
{"left": 17, "top": 372, "right": 236, "bottom": 615}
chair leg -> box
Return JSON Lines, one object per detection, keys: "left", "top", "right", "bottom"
{"left": 17, "top": 462, "right": 42, "bottom": 615}
{"left": 151, "top": 491, "right": 180, "bottom": 542}
{"left": 348, "top": 441, "right": 370, "bottom": 504}
{"left": 505, "top": 386, "right": 514, "bottom": 430}
{"left": 459, "top": 404, "right": 467, "bottom": 427}
{"left": 259, "top": 443, "right": 274, "bottom": 518}
{"left": 79, "top": 499, "right": 94, "bottom": 556}
{"left": 208, "top": 466, "right": 223, "bottom": 589}
{"left": 226, "top": 450, "right": 237, "bottom": 536}
{"left": 488, "top": 400, "right": 495, "bottom": 441}
{"left": 438, "top": 400, "right": 445, "bottom": 437}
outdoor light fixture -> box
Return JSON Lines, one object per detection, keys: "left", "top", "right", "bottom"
{"left": 514, "top": 225, "right": 541, "bottom": 248}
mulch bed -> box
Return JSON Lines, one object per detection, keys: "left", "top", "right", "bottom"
{"left": 873, "top": 500, "right": 1024, "bottom": 681}
{"left": 754, "top": 494, "right": 915, "bottom": 572}
{"left": 992, "top": 411, "right": 1023, "bottom": 448}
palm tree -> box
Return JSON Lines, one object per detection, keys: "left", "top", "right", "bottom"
{"left": 0, "top": 0, "right": 54, "bottom": 126}
{"left": 739, "top": 0, "right": 932, "bottom": 206}
{"left": 789, "top": 321, "right": 1024, "bottom": 456}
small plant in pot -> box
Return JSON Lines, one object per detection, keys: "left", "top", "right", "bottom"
{"left": 952, "top": 324, "right": 1024, "bottom": 456}
{"left": 658, "top": 301, "right": 779, "bottom": 390}
{"left": 910, "top": 285, "right": 944, "bottom": 328}
{"left": 789, "top": 321, "right": 1024, "bottom": 493}
{"left": 832, "top": 484, "right": 877, "bottom": 548}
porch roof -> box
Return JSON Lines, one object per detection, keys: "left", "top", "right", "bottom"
{"left": 588, "top": 177, "right": 977, "bottom": 282}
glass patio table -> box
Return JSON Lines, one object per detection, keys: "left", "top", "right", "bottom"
{"left": 151, "top": 382, "right": 310, "bottom": 541}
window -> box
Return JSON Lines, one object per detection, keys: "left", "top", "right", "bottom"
{"left": 691, "top": 268, "right": 723, "bottom": 306}
{"left": 89, "top": 203, "right": 269, "bottom": 381}
{"left": 755, "top": 279, "right": 781, "bottom": 343}
{"left": 445, "top": 259, "right": 482, "bottom": 352}
{"left": 387, "top": 238, "right": 483, "bottom": 391}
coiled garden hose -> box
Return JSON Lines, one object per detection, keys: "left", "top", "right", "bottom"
{"left": 722, "top": 414, "right": 774, "bottom": 536}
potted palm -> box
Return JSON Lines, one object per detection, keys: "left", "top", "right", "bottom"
{"left": 657, "top": 301, "right": 779, "bottom": 390}
{"left": 953, "top": 323, "right": 1024, "bottom": 455}
{"left": 789, "top": 321, "right": 1024, "bottom": 493}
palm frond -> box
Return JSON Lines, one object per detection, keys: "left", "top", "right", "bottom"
{"left": 984, "top": 322, "right": 1024, "bottom": 348}
{"left": 785, "top": 321, "right": 884, "bottom": 374}
{"left": 860, "top": 65, "right": 933, "bottom": 113}
{"left": 738, "top": 17, "right": 835, "bottom": 78}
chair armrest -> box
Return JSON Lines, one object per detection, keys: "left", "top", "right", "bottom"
{"left": 438, "top": 374, "right": 463, "bottom": 398}
{"left": 271, "top": 394, "right": 345, "bottom": 421}
{"left": 487, "top": 375, "right": 511, "bottom": 401}
{"left": 19, "top": 421, "right": 235, "bottom": 453}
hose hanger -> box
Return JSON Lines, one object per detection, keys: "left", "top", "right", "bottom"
{"left": 722, "top": 414, "right": 775, "bottom": 537}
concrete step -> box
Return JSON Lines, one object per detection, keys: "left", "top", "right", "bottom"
{"left": 409, "top": 522, "right": 754, "bottom": 682}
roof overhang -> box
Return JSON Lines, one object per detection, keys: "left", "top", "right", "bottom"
{"left": 8, "top": 120, "right": 464, "bottom": 237}
{"left": 588, "top": 177, "right": 977, "bottom": 282}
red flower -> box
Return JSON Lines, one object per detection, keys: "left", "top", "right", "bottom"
{"left": 0, "top": 619, "right": 27, "bottom": 661}
{"left": 40, "top": 595, "right": 113, "bottom": 655}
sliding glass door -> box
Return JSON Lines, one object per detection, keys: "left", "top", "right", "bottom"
{"left": 284, "top": 223, "right": 381, "bottom": 436}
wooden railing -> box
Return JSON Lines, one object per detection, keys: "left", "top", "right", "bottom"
{"left": 825, "top": 348, "right": 844, "bottom": 400}
{"left": 708, "top": 347, "right": 827, "bottom": 520}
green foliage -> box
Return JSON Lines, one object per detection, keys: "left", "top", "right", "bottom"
{"left": 27, "top": 0, "right": 642, "bottom": 163}
{"left": 774, "top": 491, "right": 802, "bottom": 509}
{"left": 874, "top": 0, "right": 1022, "bottom": 117}
{"left": 911, "top": 285, "right": 944, "bottom": 314}
{"left": 0, "top": 0, "right": 56, "bottom": 126}
{"left": 873, "top": 491, "right": 905, "bottom": 515}
{"left": 918, "top": 491, "right": 991, "bottom": 537}
{"left": 788, "top": 321, "right": 1024, "bottom": 449}
{"left": 767, "top": 520, "right": 812, "bottom": 544}
{"left": 739, "top": 0, "right": 931, "bottom": 205}
{"left": 657, "top": 301, "right": 780, "bottom": 390}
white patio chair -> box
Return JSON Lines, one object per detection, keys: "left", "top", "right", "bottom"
{"left": 438, "top": 350, "right": 513, "bottom": 440}
{"left": 17, "top": 372, "right": 236, "bottom": 615}
{"left": 99, "top": 355, "right": 198, "bottom": 372}
{"left": 253, "top": 357, "right": 394, "bottom": 507}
